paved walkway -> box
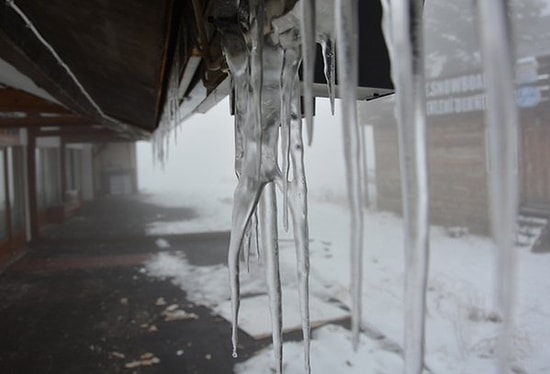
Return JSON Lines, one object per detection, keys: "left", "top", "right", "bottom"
{"left": 0, "top": 195, "right": 267, "bottom": 373}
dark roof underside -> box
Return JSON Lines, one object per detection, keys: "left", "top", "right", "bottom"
{"left": 1, "top": 0, "right": 174, "bottom": 132}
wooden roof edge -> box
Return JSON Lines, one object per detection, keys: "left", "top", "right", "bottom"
{"left": 0, "top": 1, "right": 156, "bottom": 139}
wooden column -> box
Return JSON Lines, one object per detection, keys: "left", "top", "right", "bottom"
{"left": 130, "top": 143, "right": 138, "bottom": 194}
{"left": 26, "top": 130, "right": 39, "bottom": 240}
{"left": 59, "top": 140, "right": 67, "bottom": 203}
{"left": 3, "top": 148, "right": 13, "bottom": 244}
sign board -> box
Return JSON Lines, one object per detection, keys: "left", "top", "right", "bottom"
{"left": 426, "top": 55, "right": 550, "bottom": 116}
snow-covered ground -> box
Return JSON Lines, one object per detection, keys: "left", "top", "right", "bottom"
{"left": 143, "top": 189, "right": 550, "bottom": 373}
{"left": 138, "top": 99, "right": 550, "bottom": 373}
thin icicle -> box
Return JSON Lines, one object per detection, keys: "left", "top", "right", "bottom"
{"left": 280, "top": 50, "right": 292, "bottom": 232}
{"left": 320, "top": 34, "right": 336, "bottom": 115}
{"left": 335, "top": 0, "right": 364, "bottom": 350}
{"left": 252, "top": 211, "right": 261, "bottom": 261}
{"left": 475, "top": 2, "right": 519, "bottom": 373}
{"left": 243, "top": 224, "right": 252, "bottom": 271}
{"left": 381, "top": 1, "right": 430, "bottom": 373}
{"left": 300, "top": 0, "right": 316, "bottom": 145}
{"left": 259, "top": 182, "right": 283, "bottom": 374}
{"left": 359, "top": 124, "right": 370, "bottom": 209}
{"left": 251, "top": 0, "right": 265, "bottom": 182}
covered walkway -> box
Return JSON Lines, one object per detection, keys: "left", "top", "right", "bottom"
{"left": 0, "top": 195, "right": 267, "bottom": 373}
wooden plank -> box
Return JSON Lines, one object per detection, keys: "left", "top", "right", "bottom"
{"left": 0, "top": 1, "right": 164, "bottom": 134}
{"left": 0, "top": 8, "right": 99, "bottom": 120}
{"left": 522, "top": 122, "right": 550, "bottom": 206}
{"left": 0, "top": 88, "right": 69, "bottom": 114}
{"left": 13, "top": 0, "right": 172, "bottom": 130}
{"left": 62, "top": 134, "right": 136, "bottom": 143}
{"left": 0, "top": 115, "right": 94, "bottom": 128}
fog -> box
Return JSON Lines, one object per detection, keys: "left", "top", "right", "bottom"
{"left": 137, "top": 97, "right": 351, "bottom": 204}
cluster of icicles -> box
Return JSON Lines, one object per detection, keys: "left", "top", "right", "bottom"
{"left": 217, "top": 1, "right": 365, "bottom": 373}
{"left": 166, "top": 0, "right": 519, "bottom": 373}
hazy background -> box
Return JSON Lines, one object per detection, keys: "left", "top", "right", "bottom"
{"left": 137, "top": 97, "right": 354, "bottom": 204}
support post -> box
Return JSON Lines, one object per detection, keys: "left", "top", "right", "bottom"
{"left": 26, "top": 130, "right": 39, "bottom": 241}
{"left": 60, "top": 140, "right": 67, "bottom": 203}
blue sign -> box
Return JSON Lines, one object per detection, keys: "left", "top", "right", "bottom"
{"left": 516, "top": 86, "right": 541, "bottom": 108}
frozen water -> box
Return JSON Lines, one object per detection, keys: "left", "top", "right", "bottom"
{"left": 285, "top": 71, "right": 311, "bottom": 374}
{"left": 381, "top": 1, "right": 430, "bottom": 373}
{"left": 319, "top": 34, "right": 336, "bottom": 114}
{"left": 300, "top": 0, "right": 316, "bottom": 145}
{"left": 219, "top": 2, "right": 312, "bottom": 369}
{"left": 279, "top": 29, "right": 301, "bottom": 232}
{"left": 335, "top": 0, "right": 364, "bottom": 350}
{"left": 153, "top": 0, "right": 530, "bottom": 373}
{"left": 259, "top": 182, "right": 283, "bottom": 374}
{"left": 475, "top": 1, "right": 520, "bottom": 372}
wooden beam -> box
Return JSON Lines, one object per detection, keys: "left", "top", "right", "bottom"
{"left": 0, "top": 88, "right": 70, "bottom": 114}
{"left": 0, "top": 115, "right": 94, "bottom": 128}
{"left": 35, "top": 126, "right": 141, "bottom": 143}
{"left": 36, "top": 127, "right": 114, "bottom": 136}
{"left": 62, "top": 133, "right": 139, "bottom": 143}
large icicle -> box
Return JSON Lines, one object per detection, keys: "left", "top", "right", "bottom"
{"left": 475, "top": 2, "right": 519, "bottom": 372}
{"left": 334, "top": 0, "right": 363, "bottom": 349}
{"left": 259, "top": 182, "right": 283, "bottom": 374}
{"left": 224, "top": 16, "right": 286, "bottom": 358}
{"left": 278, "top": 25, "right": 312, "bottom": 373}
{"left": 288, "top": 76, "right": 311, "bottom": 374}
{"left": 335, "top": 0, "right": 364, "bottom": 350}
{"left": 220, "top": 1, "right": 312, "bottom": 370}
{"left": 300, "top": 0, "right": 316, "bottom": 145}
{"left": 221, "top": 22, "right": 256, "bottom": 357}
{"left": 381, "top": 1, "right": 430, "bottom": 373}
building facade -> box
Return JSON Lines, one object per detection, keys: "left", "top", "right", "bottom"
{"left": 0, "top": 126, "right": 138, "bottom": 268}
{"left": 361, "top": 54, "right": 550, "bottom": 235}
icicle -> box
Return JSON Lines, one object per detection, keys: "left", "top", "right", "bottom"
{"left": 273, "top": 44, "right": 312, "bottom": 370}
{"left": 475, "top": 2, "right": 519, "bottom": 373}
{"left": 224, "top": 23, "right": 285, "bottom": 358}
{"left": 280, "top": 29, "right": 301, "bottom": 232}
{"left": 288, "top": 75, "right": 311, "bottom": 374}
{"left": 335, "top": 0, "right": 364, "bottom": 350}
{"left": 221, "top": 25, "right": 256, "bottom": 359}
{"left": 243, "top": 224, "right": 252, "bottom": 272}
{"left": 233, "top": 80, "right": 254, "bottom": 270}
{"left": 319, "top": 34, "right": 336, "bottom": 115}
{"left": 360, "top": 124, "right": 370, "bottom": 209}
{"left": 150, "top": 28, "right": 183, "bottom": 167}
{"left": 381, "top": 1, "right": 430, "bottom": 373}
{"left": 220, "top": 2, "right": 311, "bottom": 369}
{"left": 280, "top": 50, "right": 292, "bottom": 232}
{"left": 259, "top": 182, "right": 283, "bottom": 374}
{"left": 251, "top": 0, "right": 265, "bottom": 182}
{"left": 300, "top": 0, "right": 316, "bottom": 145}
{"left": 252, "top": 211, "right": 261, "bottom": 261}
